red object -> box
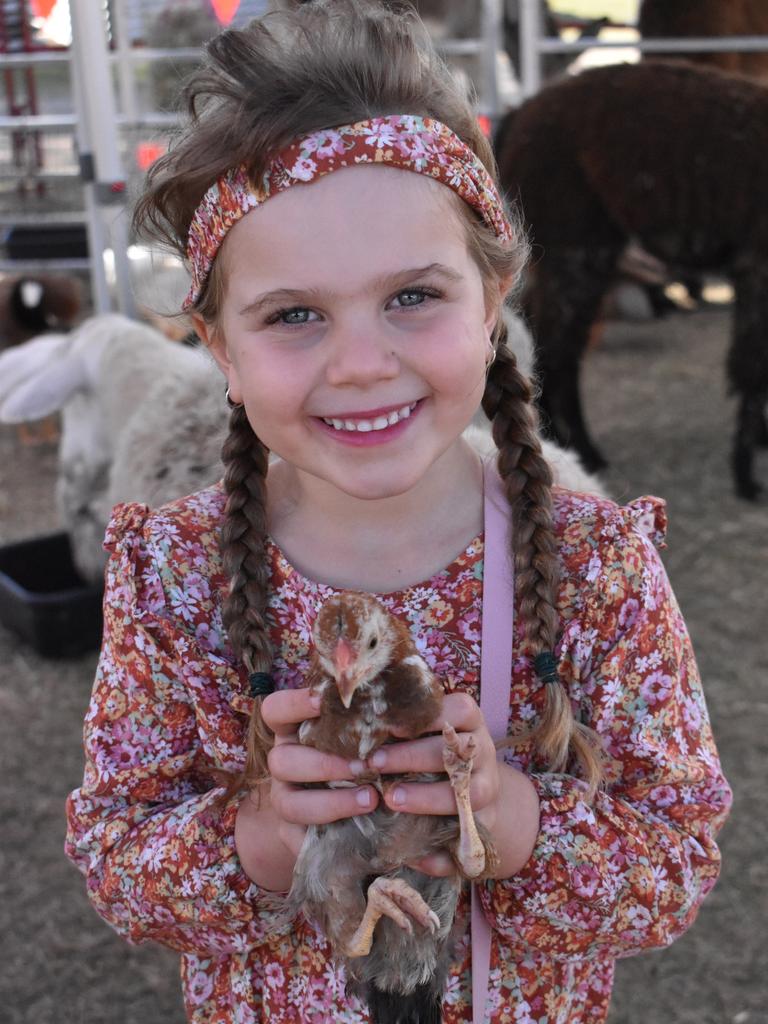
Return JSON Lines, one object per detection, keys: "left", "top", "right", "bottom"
{"left": 136, "top": 141, "right": 167, "bottom": 172}
{"left": 30, "top": 0, "right": 57, "bottom": 19}
{"left": 476, "top": 114, "right": 492, "bottom": 138}
{"left": 210, "top": 0, "right": 240, "bottom": 25}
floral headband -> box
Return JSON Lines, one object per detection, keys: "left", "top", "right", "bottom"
{"left": 183, "top": 114, "right": 513, "bottom": 309}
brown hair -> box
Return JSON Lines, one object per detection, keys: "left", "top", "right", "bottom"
{"left": 134, "top": 0, "right": 602, "bottom": 799}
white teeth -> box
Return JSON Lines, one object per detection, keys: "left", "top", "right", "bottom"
{"left": 323, "top": 402, "right": 417, "bottom": 432}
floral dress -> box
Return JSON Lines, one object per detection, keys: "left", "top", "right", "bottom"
{"left": 65, "top": 482, "right": 732, "bottom": 1024}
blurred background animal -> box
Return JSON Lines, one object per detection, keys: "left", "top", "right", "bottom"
{"left": 495, "top": 60, "right": 768, "bottom": 501}
{"left": 0, "top": 314, "right": 225, "bottom": 582}
{"left": 0, "top": 273, "right": 82, "bottom": 349}
{"left": 291, "top": 592, "right": 496, "bottom": 1024}
{"left": 639, "top": 0, "right": 768, "bottom": 82}
{"left": 0, "top": 273, "right": 83, "bottom": 444}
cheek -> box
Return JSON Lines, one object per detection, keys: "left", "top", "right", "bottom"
{"left": 229, "top": 348, "right": 308, "bottom": 427}
{"left": 422, "top": 319, "right": 488, "bottom": 397}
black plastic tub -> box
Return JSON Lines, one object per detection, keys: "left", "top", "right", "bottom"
{"left": 0, "top": 533, "right": 103, "bottom": 658}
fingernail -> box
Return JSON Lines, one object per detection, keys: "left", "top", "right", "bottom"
{"left": 370, "top": 750, "right": 386, "bottom": 769}
{"left": 390, "top": 786, "right": 405, "bottom": 807}
{"left": 356, "top": 788, "right": 371, "bottom": 808}
{"left": 309, "top": 694, "right": 321, "bottom": 710}
{"left": 349, "top": 759, "right": 366, "bottom": 776}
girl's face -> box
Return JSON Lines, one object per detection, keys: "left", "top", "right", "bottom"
{"left": 202, "top": 165, "right": 499, "bottom": 504}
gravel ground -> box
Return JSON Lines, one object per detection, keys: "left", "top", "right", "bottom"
{"left": 0, "top": 304, "right": 765, "bottom": 1023}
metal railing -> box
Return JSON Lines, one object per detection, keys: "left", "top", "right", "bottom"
{"left": 517, "top": 0, "right": 768, "bottom": 97}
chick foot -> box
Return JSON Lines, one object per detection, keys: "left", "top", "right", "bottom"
{"left": 442, "top": 723, "right": 486, "bottom": 879}
{"left": 344, "top": 876, "right": 440, "bottom": 958}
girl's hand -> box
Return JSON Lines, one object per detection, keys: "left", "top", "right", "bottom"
{"left": 235, "top": 687, "right": 380, "bottom": 891}
{"left": 369, "top": 692, "right": 539, "bottom": 879}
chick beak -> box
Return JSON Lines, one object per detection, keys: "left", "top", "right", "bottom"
{"left": 331, "top": 637, "right": 358, "bottom": 708}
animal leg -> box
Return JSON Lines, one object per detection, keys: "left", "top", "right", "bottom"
{"left": 727, "top": 271, "right": 768, "bottom": 500}
{"left": 757, "top": 407, "right": 768, "bottom": 449}
{"left": 344, "top": 876, "right": 440, "bottom": 958}
{"left": 528, "top": 245, "right": 623, "bottom": 472}
{"left": 732, "top": 393, "right": 766, "bottom": 501}
{"left": 442, "top": 724, "right": 485, "bottom": 879}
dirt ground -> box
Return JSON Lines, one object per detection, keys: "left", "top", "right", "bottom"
{"left": 0, "top": 303, "right": 765, "bottom": 1023}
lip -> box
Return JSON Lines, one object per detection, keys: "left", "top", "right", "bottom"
{"left": 318, "top": 401, "right": 419, "bottom": 421}
{"left": 312, "top": 399, "right": 424, "bottom": 446}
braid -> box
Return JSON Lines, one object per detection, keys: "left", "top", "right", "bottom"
{"left": 483, "top": 322, "right": 603, "bottom": 801}
{"left": 219, "top": 404, "right": 274, "bottom": 788}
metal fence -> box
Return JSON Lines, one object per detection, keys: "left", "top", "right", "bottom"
{"left": 4, "top": 0, "right": 768, "bottom": 314}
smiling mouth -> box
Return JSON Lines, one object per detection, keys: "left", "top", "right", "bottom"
{"left": 320, "top": 401, "right": 419, "bottom": 433}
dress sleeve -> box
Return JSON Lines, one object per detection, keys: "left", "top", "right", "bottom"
{"left": 64, "top": 502, "right": 289, "bottom": 955}
{"left": 480, "top": 496, "right": 733, "bottom": 962}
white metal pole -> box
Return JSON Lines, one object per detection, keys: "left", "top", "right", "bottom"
{"left": 111, "top": 0, "right": 139, "bottom": 123}
{"left": 519, "top": 0, "right": 541, "bottom": 98}
{"left": 68, "top": 23, "right": 111, "bottom": 314}
{"left": 480, "top": 0, "right": 503, "bottom": 120}
{"left": 68, "top": 0, "right": 135, "bottom": 318}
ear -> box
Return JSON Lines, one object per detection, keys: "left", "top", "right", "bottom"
{"left": 0, "top": 347, "right": 87, "bottom": 423}
{"left": 483, "top": 279, "right": 507, "bottom": 337}
{"left": 0, "top": 334, "right": 71, "bottom": 404}
{"left": 190, "top": 314, "right": 242, "bottom": 404}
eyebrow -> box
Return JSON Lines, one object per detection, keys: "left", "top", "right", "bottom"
{"left": 237, "top": 263, "right": 464, "bottom": 317}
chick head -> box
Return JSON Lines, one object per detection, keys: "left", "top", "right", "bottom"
{"left": 312, "top": 593, "right": 400, "bottom": 708}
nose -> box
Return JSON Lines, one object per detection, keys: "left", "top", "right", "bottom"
{"left": 324, "top": 317, "right": 400, "bottom": 388}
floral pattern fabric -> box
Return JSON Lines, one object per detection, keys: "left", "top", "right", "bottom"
{"left": 65, "top": 482, "right": 732, "bottom": 1024}
{"left": 184, "top": 114, "right": 513, "bottom": 308}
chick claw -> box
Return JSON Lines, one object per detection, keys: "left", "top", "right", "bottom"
{"left": 442, "top": 723, "right": 486, "bottom": 879}
{"left": 344, "top": 876, "right": 440, "bottom": 958}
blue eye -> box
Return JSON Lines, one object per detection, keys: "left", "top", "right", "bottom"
{"left": 391, "top": 287, "right": 441, "bottom": 309}
{"left": 282, "top": 307, "right": 312, "bottom": 324}
{"left": 395, "top": 289, "right": 427, "bottom": 307}
{"left": 267, "top": 306, "right": 317, "bottom": 326}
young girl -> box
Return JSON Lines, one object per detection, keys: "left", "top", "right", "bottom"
{"left": 65, "top": 3, "right": 732, "bottom": 1022}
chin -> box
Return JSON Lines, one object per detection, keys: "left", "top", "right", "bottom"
{"left": 329, "top": 456, "right": 435, "bottom": 500}
{"left": 336, "top": 474, "right": 421, "bottom": 502}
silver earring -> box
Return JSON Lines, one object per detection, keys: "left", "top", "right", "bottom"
{"left": 225, "top": 386, "right": 242, "bottom": 409}
{"left": 485, "top": 340, "right": 497, "bottom": 369}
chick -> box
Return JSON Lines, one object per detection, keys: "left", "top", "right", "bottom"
{"left": 291, "top": 593, "right": 497, "bottom": 1024}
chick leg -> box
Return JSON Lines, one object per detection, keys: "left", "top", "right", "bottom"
{"left": 344, "top": 876, "right": 440, "bottom": 958}
{"left": 442, "top": 723, "right": 486, "bottom": 879}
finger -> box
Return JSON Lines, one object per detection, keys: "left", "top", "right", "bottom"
{"left": 271, "top": 778, "right": 380, "bottom": 826}
{"left": 382, "top": 776, "right": 494, "bottom": 816}
{"left": 395, "top": 691, "right": 484, "bottom": 739}
{"left": 268, "top": 742, "right": 369, "bottom": 784}
{"left": 370, "top": 729, "right": 495, "bottom": 775}
{"left": 369, "top": 734, "right": 447, "bottom": 775}
{"left": 261, "top": 687, "right": 321, "bottom": 738}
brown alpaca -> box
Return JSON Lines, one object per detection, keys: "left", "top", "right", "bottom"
{"left": 495, "top": 59, "right": 768, "bottom": 500}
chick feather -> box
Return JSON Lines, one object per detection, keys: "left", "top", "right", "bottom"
{"left": 290, "top": 592, "right": 497, "bottom": 1024}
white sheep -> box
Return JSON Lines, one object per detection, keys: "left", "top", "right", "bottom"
{"left": 0, "top": 311, "right": 606, "bottom": 585}
{"left": 0, "top": 314, "right": 226, "bottom": 582}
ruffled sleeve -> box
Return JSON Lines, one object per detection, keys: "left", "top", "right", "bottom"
{"left": 65, "top": 502, "right": 289, "bottom": 956}
{"left": 480, "top": 493, "right": 732, "bottom": 961}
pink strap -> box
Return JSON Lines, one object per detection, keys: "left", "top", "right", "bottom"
{"left": 471, "top": 458, "right": 514, "bottom": 1024}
